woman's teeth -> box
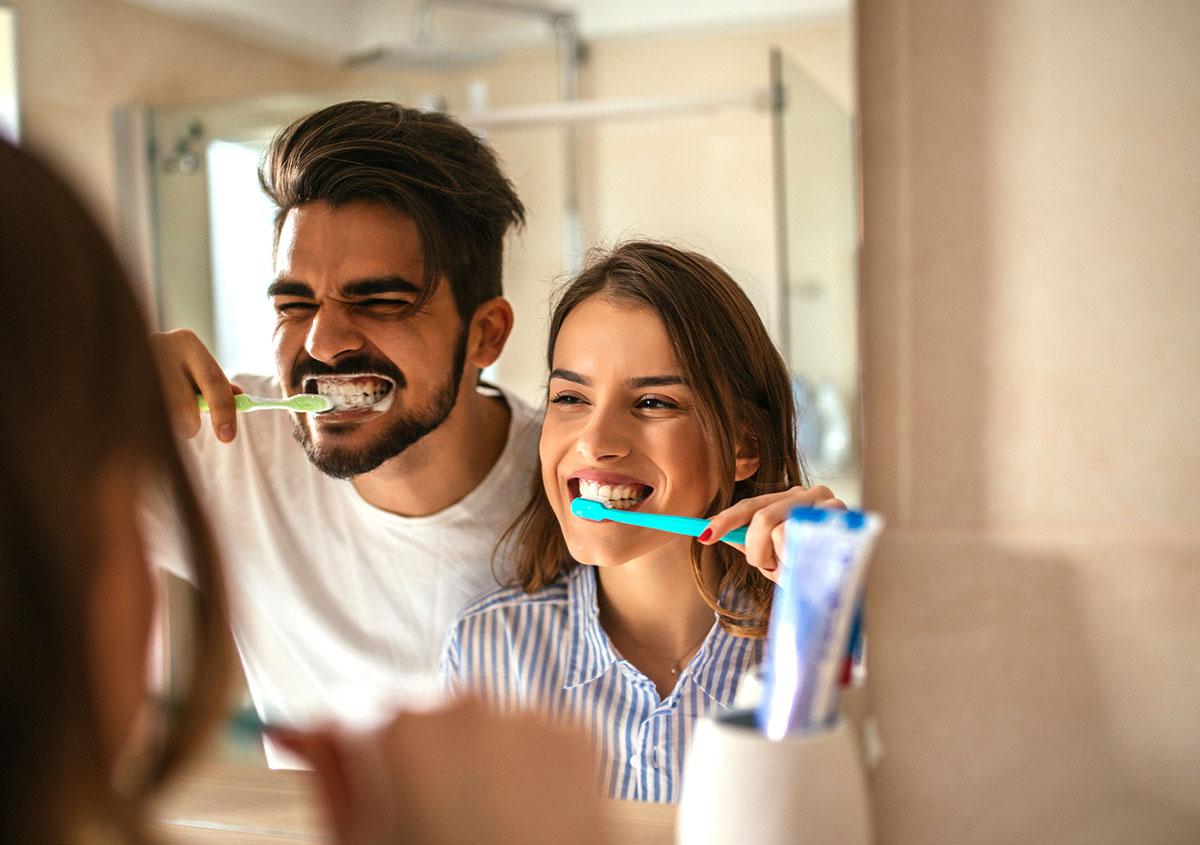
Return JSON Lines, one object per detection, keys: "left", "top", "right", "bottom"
{"left": 577, "top": 478, "right": 649, "bottom": 510}
{"left": 305, "top": 377, "right": 394, "bottom": 411}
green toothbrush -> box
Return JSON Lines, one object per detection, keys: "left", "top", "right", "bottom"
{"left": 196, "top": 393, "right": 332, "bottom": 414}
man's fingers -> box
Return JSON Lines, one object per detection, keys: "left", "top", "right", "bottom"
{"left": 192, "top": 357, "right": 239, "bottom": 443}
{"left": 150, "top": 329, "right": 239, "bottom": 442}
{"left": 150, "top": 330, "right": 203, "bottom": 439}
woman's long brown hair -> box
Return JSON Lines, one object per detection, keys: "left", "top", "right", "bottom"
{"left": 0, "top": 140, "right": 233, "bottom": 842}
{"left": 504, "top": 242, "right": 807, "bottom": 638}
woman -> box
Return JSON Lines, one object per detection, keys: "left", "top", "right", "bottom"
{"left": 442, "top": 241, "right": 842, "bottom": 802}
{"left": 0, "top": 137, "right": 233, "bottom": 841}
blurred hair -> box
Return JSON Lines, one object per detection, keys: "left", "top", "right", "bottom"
{"left": 0, "top": 140, "right": 232, "bottom": 841}
{"left": 506, "top": 241, "right": 807, "bottom": 637}
{"left": 260, "top": 100, "right": 526, "bottom": 323}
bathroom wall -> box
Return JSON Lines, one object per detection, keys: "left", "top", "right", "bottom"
{"left": 452, "top": 21, "right": 853, "bottom": 402}
{"left": 856, "top": 1, "right": 1200, "bottom": 841}
{"left": 13, "top": 0, "right": 851, "bottom": 409}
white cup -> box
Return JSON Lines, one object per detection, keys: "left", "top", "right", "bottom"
{"left": 677, "top": 711, "right": 872, "bottom": 844}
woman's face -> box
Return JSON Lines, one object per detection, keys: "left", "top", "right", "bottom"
{"left": 540, "top": 295, "right": 721, "bottom": 568}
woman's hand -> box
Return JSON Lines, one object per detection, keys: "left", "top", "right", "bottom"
{"left": 271, "top": 697, "right": 608, "bottom": 845}
{"left": 700, "top": 486, "right": 845, "bottom": 583}
{"left": 149, "top": 329, "right": 243, "bottom": 442}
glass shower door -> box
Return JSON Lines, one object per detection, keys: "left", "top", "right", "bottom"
{"left": 771, "top": 48, "right": 861, "bottom": 505}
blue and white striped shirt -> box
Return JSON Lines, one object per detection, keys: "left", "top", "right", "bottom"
{"left": 439, "top": 565, "right": 762, "bottom": 803}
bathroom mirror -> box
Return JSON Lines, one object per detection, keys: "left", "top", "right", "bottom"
{"left": 130, "top": 11, "right": 860, "bottom": 503}
{"left": 115, "top": 3, "right": 861, "bottom": 785}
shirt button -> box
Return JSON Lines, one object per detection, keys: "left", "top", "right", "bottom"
{"left": 629, "top": 753, "right": 641, "bottom": 766}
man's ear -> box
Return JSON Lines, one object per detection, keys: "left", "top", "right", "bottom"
{"left": 466, "top": 297, "right": 515, "bottom": 370}
{"left": 734, "top": 433, "right": 760, "bottom": 482}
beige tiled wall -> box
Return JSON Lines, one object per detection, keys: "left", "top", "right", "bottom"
{"left": 9, "top": 0, "right": 369, "bottom": 236}
{"left": 458, "top": 23, "right": 855, "bottom": 403}
{"left": 857, "top": 1, "right": 1200, "bottom": 841}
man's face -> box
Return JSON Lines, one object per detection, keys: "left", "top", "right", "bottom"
{"left": 270, "top": 200, "right": 468, "bottom": 478}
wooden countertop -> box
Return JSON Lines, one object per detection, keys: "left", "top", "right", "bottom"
{"left": 150, "top": 761, "right": 676, "bottom": 844}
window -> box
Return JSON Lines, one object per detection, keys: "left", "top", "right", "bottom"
{"left": 0, "top": 6, "right": 17, "bottom": 143}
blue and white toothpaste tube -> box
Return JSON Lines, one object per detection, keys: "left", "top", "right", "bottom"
{"left": 756, "top": 507, "right": 883, "bottom": 740}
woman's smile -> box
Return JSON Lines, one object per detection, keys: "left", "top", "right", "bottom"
{"left": 569, "top": 470, "right": 654, "bottom": 511}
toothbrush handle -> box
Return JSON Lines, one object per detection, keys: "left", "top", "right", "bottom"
{"left": 606, "top": 510, "right": 748, "bottom": 544}
{"left": 197, "top": 394, "right": 289, "bottom": 413}
{"left": 721, "top": 525, "right": 749, "bottom": 544}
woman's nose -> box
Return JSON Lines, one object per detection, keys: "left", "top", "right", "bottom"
{"left": 575, "top": 404, "right": 632, "bottom": 462}
{"left": 305, "top": 305, "right": 364, "bottom": 363}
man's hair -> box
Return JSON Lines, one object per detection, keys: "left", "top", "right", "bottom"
{"left": 260, "top": 100, "right": 526, "bottom": 321}
{"left": 504, "top": 241, "right": 808, "bottom": 638}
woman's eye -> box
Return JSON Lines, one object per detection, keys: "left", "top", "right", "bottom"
{"left": 549, "top": 392, "right": 586, "bottom": 405}
{"left": 636, "top": 396, "right": 679, "bottom": 410}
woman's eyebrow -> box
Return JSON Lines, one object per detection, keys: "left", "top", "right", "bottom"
{"left": 628, "top": 375, "right": 684, "bottom": 388}
{"left": 548, "top": 370, "right": 685, "bottom": 389}
{"left": 549, "top": 368, "right": 589, "bottom": 385}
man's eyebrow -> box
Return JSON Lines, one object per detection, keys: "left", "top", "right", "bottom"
{"left": 341, "top": 277, "right": 423, "bottom": 297}
{"left": 267, "top": 279, "right": 313, "bottom": 298}
{"left": 266, "top": 276, "right": 423, "bottom": 299}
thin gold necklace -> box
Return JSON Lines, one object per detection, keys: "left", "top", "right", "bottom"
{"left": 667, "top": 627, "right": 712, "bottom": 676}
{"left": 602, "top": 610, "right": 713, "bottom": 676}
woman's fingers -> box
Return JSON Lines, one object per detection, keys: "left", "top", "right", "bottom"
{"left": 699, "top": 486, "right": 846, "bottom": 581}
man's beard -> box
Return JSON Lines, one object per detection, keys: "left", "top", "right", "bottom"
{"left": 289, "top": 332, "right": 468, "bottom": 480}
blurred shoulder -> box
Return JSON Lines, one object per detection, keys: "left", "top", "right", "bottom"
{"left": 454, "top": 576, "right": 570, "bottom": 624}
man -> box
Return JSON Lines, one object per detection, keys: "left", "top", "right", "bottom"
{"left": 151, "top": 101, "right": 537, "bottom": 766}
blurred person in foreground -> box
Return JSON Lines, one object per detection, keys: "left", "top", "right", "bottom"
{"left": 0, "top": 138, "right": 603, "bottom": 844}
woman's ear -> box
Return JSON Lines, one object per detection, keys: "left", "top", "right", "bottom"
{"left": 466, "top": 297, "right": 515, "bottom": 370}
{"left": 734, "top": 433, "right": 760, "bottom": 482}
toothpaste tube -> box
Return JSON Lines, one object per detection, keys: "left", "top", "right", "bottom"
{"left": 756, "top": 507, "right": 883, "bottom": 739}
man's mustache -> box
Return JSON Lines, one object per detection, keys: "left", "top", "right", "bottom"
{"left": 289, "top": 354, "right": 407, "bottom": 390}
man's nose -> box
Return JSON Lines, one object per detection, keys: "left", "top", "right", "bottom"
{"left": 305, "top": 305, "right": 364, "bottom": 363}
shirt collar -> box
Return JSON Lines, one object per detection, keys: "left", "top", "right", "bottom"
{"left": 564, "top": 566, "right": 762, "bottom": 704}
{"left": 565, "top": 566, "right": 619, "bottom": 688}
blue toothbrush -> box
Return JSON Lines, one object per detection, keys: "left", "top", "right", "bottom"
{"left": 571, "top": 497, "right": 748, "bottom": 544}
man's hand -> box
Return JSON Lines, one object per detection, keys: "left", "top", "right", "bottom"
{"left": 149, "top": 329, "right": 243, "bottom": 442}
{"left": 272, "top": 697, "right": 609, "bottom": 845}
{"left": 700, "top": 485, "right": 845, "bottom": 584}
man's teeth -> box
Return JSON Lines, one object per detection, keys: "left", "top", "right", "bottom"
{"left": 308, "top": 378, "right": 393, "bottom": 411}
{"left": 577, "top": 478, "right": 649, "bottom": 510}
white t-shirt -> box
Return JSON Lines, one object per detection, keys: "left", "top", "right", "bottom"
{"left": 153, "top": 374, "right": 540, "bottom": 766}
